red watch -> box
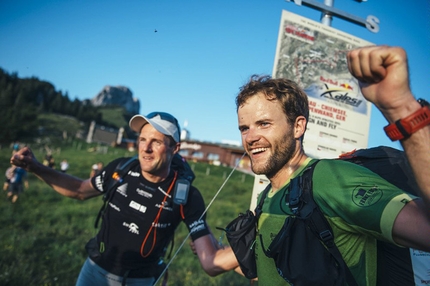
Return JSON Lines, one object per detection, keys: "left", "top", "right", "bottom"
{"left": 384, "top": 98, "right": 430, "bottom": 141}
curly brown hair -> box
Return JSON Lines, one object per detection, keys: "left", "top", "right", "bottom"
{"left": 236, "top": 75, "right": 309, "bottom": 125}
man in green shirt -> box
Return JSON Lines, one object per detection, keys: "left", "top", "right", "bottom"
{"left": 233, "top": 45, "right": 430, "bottom": 285}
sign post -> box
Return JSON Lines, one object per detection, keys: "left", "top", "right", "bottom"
{"left": 250, "top": 1, "right": 379, "bottom": 210}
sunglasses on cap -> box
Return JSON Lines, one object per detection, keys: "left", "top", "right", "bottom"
{"left": 146, "top": 112, "right": 179, "bottom": 127}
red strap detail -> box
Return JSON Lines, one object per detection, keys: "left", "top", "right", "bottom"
{"left": 338, "top": 149, "right": 357, "bottom": 159}
{"left": 140, "top": 172, "right": 178, "bottom": 258}
{"left": 180, "top": 204, "right": 185, "bottom": 220}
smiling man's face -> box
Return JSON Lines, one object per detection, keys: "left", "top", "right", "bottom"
{"left": 237, "top": 92, "right": 296, "bottom": 178}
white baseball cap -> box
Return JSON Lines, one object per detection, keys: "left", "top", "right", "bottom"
{"left": 129, "top": 112, "right": 180, "bottom": 143}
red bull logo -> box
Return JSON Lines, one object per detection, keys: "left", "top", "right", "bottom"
{"left": 340, "top": 83, "right": 353, "bottom": 90}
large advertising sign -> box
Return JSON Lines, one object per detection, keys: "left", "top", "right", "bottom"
{"left": 250, "top": 10, "right": 373, "bottom": 210}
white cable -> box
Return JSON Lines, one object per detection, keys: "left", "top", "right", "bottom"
{"left": 154, "top": 152, "right": 247, "bottom": 285}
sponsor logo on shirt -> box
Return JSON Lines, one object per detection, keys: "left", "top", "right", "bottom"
{"left": 95, "top": 176, "right": 103, "bottom": 192}
{"left": 123, "top": 222, "right": 139, "bottom": 235}
{"left": 109, "top": 202, "right": 120, "bottom": 212}
{"left": 129, "top": 200, "right": 147, "bottom": 213}
{"left": 152, "top": 222, "right": 171, "bottom": 229}
{"left": 136, "top": 188, "right": 153, "bottom": 198}
{"left": 140, "top": 183, "right": 157, "bottom": 192}
{"left": 189, "top": 219, "right": 206, "bottom": 234}
{"left": 116, "top": 183, "right": 128, "bottom": 197}
{"left": 352, "top": 185, "right": 382, "bottom": 207}
{"left": 128, "top": 171, "right": 140, "bottom": 177}
{"left": 155, "top": 201, "right": 173, "bottom": 212}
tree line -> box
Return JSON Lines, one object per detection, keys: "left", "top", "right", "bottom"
{"left": 0, "top": 68, "right": 120, "bottom": 145}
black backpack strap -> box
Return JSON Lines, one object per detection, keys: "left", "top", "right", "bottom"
{"left": 254, "top": 183, "right": 271, "bottom": 218}
{"left": 94, "top": 156, "right": 139, "bottom": 228}
{"left": 172, "top": 153, "right": 195, "bottom": 183}
{"left": 294, "top": 161, "right": 358, "bottom": 286}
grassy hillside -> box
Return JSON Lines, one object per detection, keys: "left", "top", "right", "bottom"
{"left": 38, "top": 107, "right": 129, "bottom": 133}
{"left": 0, "top": 142, "right": 255, "bottom": 285}
{"left": 29, "top": 108, "right": 133, "bottom": 148}
{"left": 37, "top": 113, "right": 85, "bottom": 143}
{"left": 98, "top": 106, "right": 131, "bottom": 129}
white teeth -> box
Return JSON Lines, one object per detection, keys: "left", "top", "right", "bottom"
{"left": 251, "top": 148, "right": 267, "bottom": 154}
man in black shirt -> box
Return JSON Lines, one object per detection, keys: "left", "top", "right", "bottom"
{"left": 11, "top": 111, "right": 237, "bottom": 285}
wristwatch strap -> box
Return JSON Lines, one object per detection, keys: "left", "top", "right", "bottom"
{"left": 384, "top": 98, "right": 430, "bottom": 141}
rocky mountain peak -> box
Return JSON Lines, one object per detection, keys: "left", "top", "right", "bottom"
{"left": 91, "top": 85, "right": 140, "bottom": 114}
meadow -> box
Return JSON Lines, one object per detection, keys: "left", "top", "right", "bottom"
{"left": 0, "top": 141, "right": 255, "bottom": 286}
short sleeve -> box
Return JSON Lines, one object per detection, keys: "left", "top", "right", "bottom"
{"left": 90, "top": 158, "right": 124, "bottom": 193}
{"left": 182, "top": 186, "right": 211, "bottom": 241}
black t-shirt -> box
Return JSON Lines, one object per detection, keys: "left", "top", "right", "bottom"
{"left": 90, "top": 157, "right": 210, "bottom": 277}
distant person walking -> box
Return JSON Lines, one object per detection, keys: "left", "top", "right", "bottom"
{"left": 3, "top": 165, "right": 13, "bottom": 191}
{"left": 12, "top": 142, "right": 20, "bottom": 153}
{"left": 6, "top": 166, "right": 28, "bottom": 203}
{"left": 43, "top": 153, "right": 55, "bottom": 169}
{"left": 60, "top": 159, "right": 69, "bottom": 173}
{"left": 89, "top": 162, "right": 103, "bottom": 177}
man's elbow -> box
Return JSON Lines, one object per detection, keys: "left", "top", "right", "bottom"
{"left": 75, "top": 189, "right": 99, "bottom": 201}
{"left": 75, "top": 181, "right": 100, "bottom": 201}
{"left": 199, "top": 255, "right": 235, "bottom": 277}
{"left": 202, "top": 265, "right": 226, "bottom": 277}
{"left": 75, "top": 193, "right": 88, "bottom": 201}
{"left": 198, "top": 256, "right": 228, "bottom": 276}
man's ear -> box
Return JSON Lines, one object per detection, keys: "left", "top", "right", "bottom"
{"left": 294, "top": 116, "right": 307, "bottom": 140}
{"left": 173, "top": 142, "right": 181, "bottom": 154}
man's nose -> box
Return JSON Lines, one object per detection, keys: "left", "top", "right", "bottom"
{"left": 140, "top": 142, "right": 152, "bottom": 152}
{"left": 244, "top": 128, "right": 260, "bottom": 145}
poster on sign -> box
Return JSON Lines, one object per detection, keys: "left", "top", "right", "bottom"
{"left": 273, "top": 10, "right": 373, "bottom": 158}
{"left": 250, "top": 10, "right": 374, "bottom": 210}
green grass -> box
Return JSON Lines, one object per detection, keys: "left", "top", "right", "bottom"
{"left": 0, "top": 142, "right": 255, "bottom": 286}
{"left": 98, "top": 107, "right": 130, "bottom": 129}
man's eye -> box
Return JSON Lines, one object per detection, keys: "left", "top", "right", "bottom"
{"left": 239, "top": 127, "right": 248, "bottom": 133}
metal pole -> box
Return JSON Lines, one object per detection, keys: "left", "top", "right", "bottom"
{"left": 285, "top": 0, "right": 379, "bottom": 33}
{"left": 321, "top": 0, "right": 333, "bottom": 26}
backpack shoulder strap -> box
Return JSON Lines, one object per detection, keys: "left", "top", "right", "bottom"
{"left": 254, "top": 183, "right": 271, "bottom": 218}
{"left": 109, "top": 155, "right": 140, "bottom": 188}
{"left": 290, "top": 160, "right": 358, "bottom": 286}
{"left": 94, "top": 156, "right": 139, "bottom": 228}
{"left": 172, "top": 153, "right": 195, "bottom": 183}
{"left": 288, "top": 160, "right": 319, "bottom": 215}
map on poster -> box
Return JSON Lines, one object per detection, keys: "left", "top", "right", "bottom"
{"left": 273, "top": 10, "right": 373, "bottom": 159}
{"left": 250, "top": 10, "right": 374, "bottom": 210}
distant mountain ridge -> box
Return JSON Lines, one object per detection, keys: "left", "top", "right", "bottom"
{"left": 0, "top": 67, "right": 140, "bottom": 143}
{"left": 91, "top": 85, "right": 140, "bottom": 115}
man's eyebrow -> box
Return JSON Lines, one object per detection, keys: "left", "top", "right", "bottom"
{"left": 255, "top": 118, "right": 272, "bottom": 124}
{"left": 238, "top": 124, "right": 248, "bottom": 130}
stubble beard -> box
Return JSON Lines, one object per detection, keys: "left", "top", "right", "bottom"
{"left": 250, "top": 133, "right": 296, "bottom": 179}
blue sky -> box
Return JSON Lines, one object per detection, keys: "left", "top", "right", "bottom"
{"left": 1, "top": 0, "right": 429, "bottom": 151}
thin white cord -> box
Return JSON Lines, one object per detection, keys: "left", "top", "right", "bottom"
{"left": 154, "top": 152, "right": 247, "bottom": 285}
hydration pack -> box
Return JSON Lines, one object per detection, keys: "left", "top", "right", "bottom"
{"left": 224, "top": 146, "right": 424, "bottom": 285}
